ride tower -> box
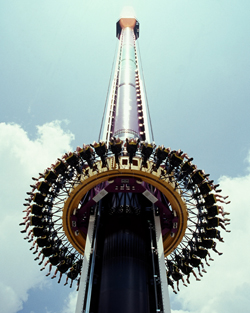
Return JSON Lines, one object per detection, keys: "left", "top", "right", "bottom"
{"left": 74, "top": 13, "right": 173, "bottom": 313}
{"left": 20, "top": 9, "right": 230, "bottom": 313}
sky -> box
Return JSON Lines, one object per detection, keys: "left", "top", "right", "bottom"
{"left": 1, "top": 0, "right": 250, "bottom": 312}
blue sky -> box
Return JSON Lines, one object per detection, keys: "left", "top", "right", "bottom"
{"left": 1, "top": 0, "right": 250, "bottom": 312}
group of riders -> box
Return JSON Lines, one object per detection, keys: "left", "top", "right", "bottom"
{"left": 20, "top": 138, "right": 230, "bottom": 291}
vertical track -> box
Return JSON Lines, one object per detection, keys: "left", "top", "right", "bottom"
{"left": 113, "top": 27, "right": 140, "bottom": 140}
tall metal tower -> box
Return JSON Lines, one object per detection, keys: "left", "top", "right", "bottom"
{"left": 20, "top": 8, "right": 230, "bottom": 313}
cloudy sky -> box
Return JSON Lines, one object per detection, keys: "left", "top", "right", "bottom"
{"left": 1, "top": 0, "right": 250, "bottom": 312}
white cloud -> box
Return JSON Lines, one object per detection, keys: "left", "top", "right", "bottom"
{"left": 170, "top": 159, "right": 250, "bottom": 312}
{"left": 0, "top": 121, "right": 74, "bottom": 313}
{"left": 61, "top": 291, "right": 78, "bottom": 313}
{"left": 0, "top": 282, "right": 23, "bottom": 313}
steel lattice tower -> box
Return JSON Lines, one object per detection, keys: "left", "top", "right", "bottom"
{"left": 20, "top": 8, "right": 230, "bottom": 313}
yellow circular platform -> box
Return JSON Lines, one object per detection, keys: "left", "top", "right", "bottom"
{"left": 62, "top": 156, "right": 188, "bottom": 257}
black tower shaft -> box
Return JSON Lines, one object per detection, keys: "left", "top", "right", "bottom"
{"left": 83, "top": 193, "right": 163, "bottom": 313}
{"left": 98, "top": 214, "right": 150, "bottom": 313}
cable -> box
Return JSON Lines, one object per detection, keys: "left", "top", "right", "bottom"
{"left": 137, "top": 40, "right": 154, "bottom": 142}
{"left": 98, "top": 40, "right": 118, "bottom": 142}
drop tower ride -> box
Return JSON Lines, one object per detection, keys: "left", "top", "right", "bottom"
{"left": 20, "top": 9, "right": 230, "bottom": 313}
{"left": 74, "top": 13, "right": 173, "bottom": 313}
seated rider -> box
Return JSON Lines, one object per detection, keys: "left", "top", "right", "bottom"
{"left": 182, "top": 248, "right": 204, "bottom": 277}
{"left": 191, "top": 170, "right": 209, "bottom": 185}
{"left": 175, "top": 254, "right": 200, "bottom": 283}
{"left": 202, "top": 216, "right": 231, "bottom": 232}
{"left": 125, "top": 138, "right": 140, "bottom": 164}
{"left": 178, "top": 161, "right": 197, "bottom": 180}
{"left": 63, "top": 152, "right": 81, "bottom": 173}
{"left": 53, "top": 160, "right": 68, "bottom": 175}
{"left": 166, "top": 274, "right": 178, "bottom": 294}
{"left": 109, "top": 137, "right": 123, "bottom": 165}
{"left": 51, "top": 254, "right": 75, "bottom": 283}
{"left": 76, "top": 144, "right": 94, "bottom": 168}
{"left": 188, "top": 241, "right": 211, "bottom": 266}
{"left": 140, "top": 141, "right": 155, "bottom": 166}
{"left": 64, "top": 259, "right": 83, "bottom": 288}
{"left": 42, "top": 247, "right": 68, "bottom": 276}
{"left": 167, "top": 260, "right": 187, "bottom": 291}
{"left": 92, "top": 141, "right": 107, "bottom": 167}
{"left": 168, "top": 150, "right": 191, "bottom": 173}
{"left": 154, "top": 146, "right": 170, "bottom": 170}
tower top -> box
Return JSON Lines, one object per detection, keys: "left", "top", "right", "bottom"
{"left": 119, "top": 6, "right": 136, "bottom": 29}
{"left": 116, "top": 7, "right": 139, "bottom": 39}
